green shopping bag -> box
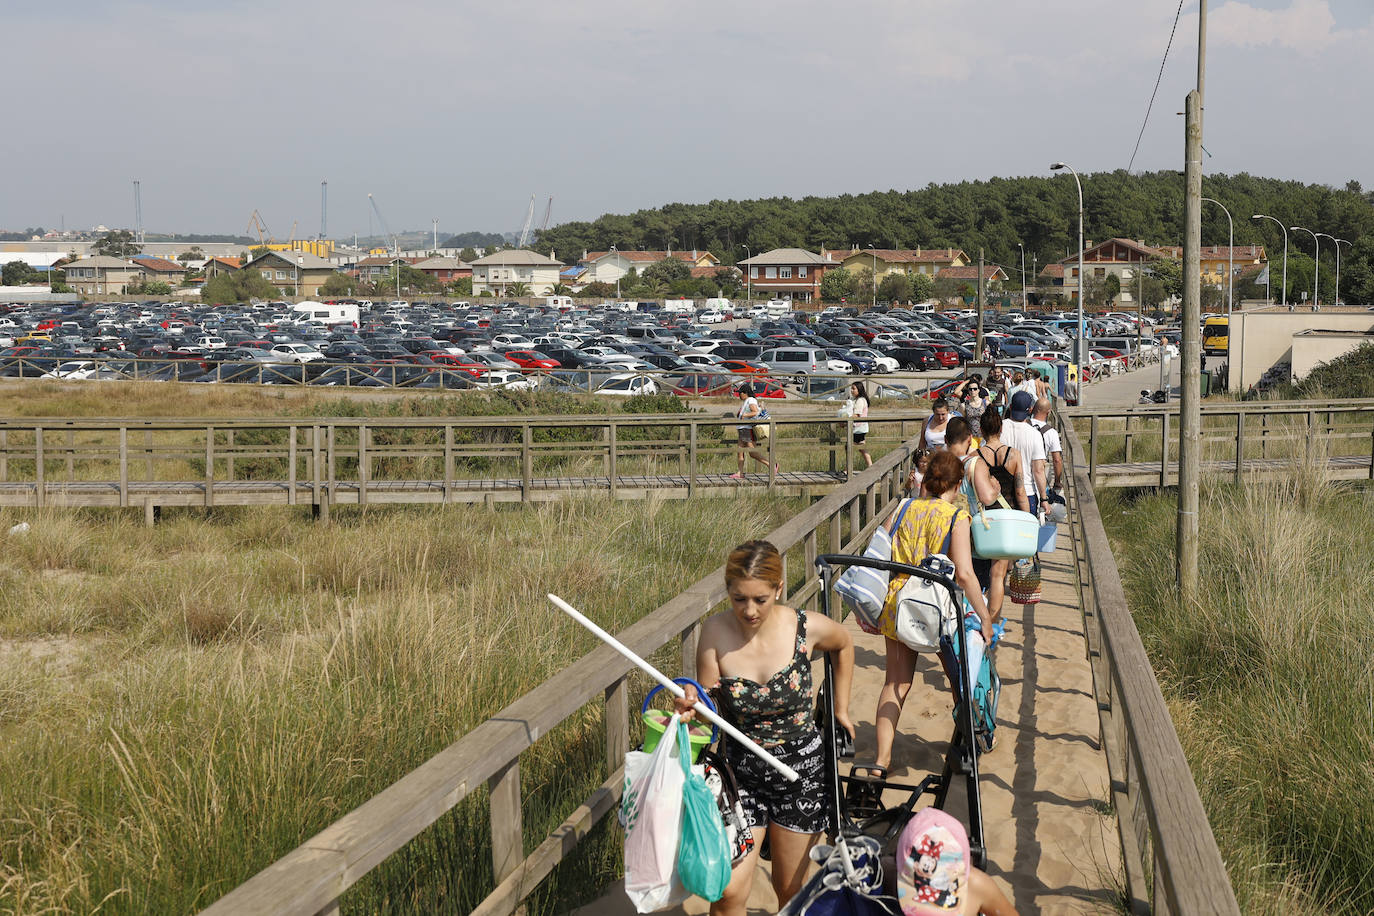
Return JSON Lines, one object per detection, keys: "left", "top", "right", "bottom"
{"left": 675, "top": 721, "right": 731, "bottom": 900}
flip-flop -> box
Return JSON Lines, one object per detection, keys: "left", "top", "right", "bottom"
{"left": 848, "top": 762, "right": 888, "bottom": 783}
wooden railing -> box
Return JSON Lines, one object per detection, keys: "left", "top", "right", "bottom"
{"left": 1060, "top": 419, "right": 1241, "bottom": 915}
{"left": 0, "top": 410, "right": 931, "bottom": 514}
{"left": 199, "top": 436, "right": 921, "bottom": 916}
{"left": 1065, "top": 398, "right": 1374, "bottom": 487}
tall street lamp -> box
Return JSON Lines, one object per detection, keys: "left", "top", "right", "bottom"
{"left": 867, "top": 243, "right": 877, "bottom": 309}
{"left": 610, "top": 244, "right": 619, "bottom": 300}
{"left": 1016, "top": 242, "right": 1027, "bottom": 311}
{"left": 1252, "top": 214, "right": 1287, "bottom": 306}
{"left": 1318, "top": 234, "right": 1349, "bottom": 306}
{"left": 1050, "top": 162, "right": 1085, "bottom": 374}
{"left": 1290, "top": 226, "right": 1319, "bottom": 308}
{"left": 742, "top": 245, "right": 751, "bottom": 304}
{"left": 1201, "top": 198, "right": 1232, "bottom": 315}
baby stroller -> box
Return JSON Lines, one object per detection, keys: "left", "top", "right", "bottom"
{"left": 815, "top": 554, "right": 989, "bottom": 872}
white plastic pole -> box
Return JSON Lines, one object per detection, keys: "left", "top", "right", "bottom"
{"left": 548, "top": 594, "right": 799, "bottom": 781}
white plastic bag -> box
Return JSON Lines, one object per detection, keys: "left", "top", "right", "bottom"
{"left": 622, "top": 712, "right": 690, "bottom": 912}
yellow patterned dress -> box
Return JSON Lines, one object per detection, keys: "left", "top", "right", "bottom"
{"left": 876, "top": 497, "right": 965, "bottom": 642}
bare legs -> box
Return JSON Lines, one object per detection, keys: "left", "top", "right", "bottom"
{"left": 709, "top": 823, "right": 820, "bottom": 915}
{"left": 872, "top": 637, "right": 918, "bottom": 771}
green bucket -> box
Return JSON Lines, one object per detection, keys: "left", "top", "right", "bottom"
{"left": 641, "top": 709, "right": 714, "bottom": 762}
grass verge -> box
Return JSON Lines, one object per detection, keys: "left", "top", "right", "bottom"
{"left": 1101, "top": 467, "right": 1374, "bottom": 914}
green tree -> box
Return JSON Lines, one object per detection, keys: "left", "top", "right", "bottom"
{"left": 877, "top": 272, "right": 912, "bottom": 303}
{"left": 448, "top": 276, "right": 473, "bottom": 296}
{"left": 908, "top": 272, "right": 935, "bottom": 302}
{"left": 551, "top": 283, "right": 574, "bottom": 296}
{"left": 507, "top": 281, "right": 531, "bottom": 297}
{"left": 642, "top": 258, "right": 691, "bottom": 286}
{"left": 1103, "top": 273, "right": 1122, "bottom": 305}
{"left": 201, "top": 268, "right": 279, "bottom": 304}
{"left": 579, "top": 281, "right": 616, "bottom": 298}
{"left": 617, "top": 267, "right": 642, "bottom": 295}
{"left": 92, "top": 230, "right": 141, "bottom": 259}
{"left": 459, "top": 247, "right": 479, "bottom": 263}
{"left": 129, "top": 280, "right": 173, "bottom": 296}
{"left": 320, "top": 273, "right": 357, "bottom": 297}
{"left": 851, "top": 267, "right": 876, "bottom": 305}
{"left": 2, "top": 261, "right": 40, "bottom": 286}
{"left": 249, "top": 246, "right": 271, "bottom": 261}
{"left": 177, "top": 247, "right": 205, "bottom": 263}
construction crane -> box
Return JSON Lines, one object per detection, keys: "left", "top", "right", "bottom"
{"left": 540, "top": 196, "right": 554, "bottom": 233}
{"left": 517, "top": 194, "right": 536, "bottom": 248}
{"left": 132, "top": 180, "right": 144, "bottom": 245}
{"left": 246, "top": 210, "right": 272, "bottom": 245}
{"left": 368, "top": 194, "right": 399, "bottom": 256}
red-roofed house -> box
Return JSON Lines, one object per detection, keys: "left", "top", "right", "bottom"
{"left": 580, "top": 249, "right": 720, "bottom": 285}
{"left": 202, "top": 257, "right": 242, "bottom": 279}
{"left": 937, "top": 265, "right": 1007, "bottom": 290}
{"left": 132, "top": 256, "right": 188, "bottom": 286}
{"left": 829, "top": 247, "right": 969, "bottom": 278}
{"left": 1058, "top": 239, "right": 1178, "bottom": 308}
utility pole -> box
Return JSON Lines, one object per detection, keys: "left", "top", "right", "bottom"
{"left": 975, "top": 248, "right": 986, "bottom": 358}
{"left": 1178, "top": 91, "right": 1203, "bottom": 605}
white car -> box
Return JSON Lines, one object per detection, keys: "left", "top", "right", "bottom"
{"left": 595, "top": 374, "right": 660, "bottom": 396}
{"left": 41, "top": 360, "right": 106, "bottom": 380}
{"left": 698, "top": 309, "right": 725, "bottom": 324}
{"left": 270, "top": 343, "right": 324, "bottom": 363}
{"left": 680, "top": 352, "right": 725, "bottom": 368}
{"left": 491, "top": 333, "right": 533, "bottom": 347}
{"left": 848, "top": 347, "right": 899, "bottom": 373}
{"left": 474, "top": 369, "right": 534, "bottom": 390}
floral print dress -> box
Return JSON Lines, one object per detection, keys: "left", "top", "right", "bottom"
{"left": 717, "top": 608, "right": 813, "bottom": 747}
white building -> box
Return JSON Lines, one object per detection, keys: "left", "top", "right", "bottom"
{"left": 470, "top": 249, "right": 563, "bottom": 296}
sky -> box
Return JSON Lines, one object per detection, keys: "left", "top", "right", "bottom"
{"left": 3, "top": 0, "right": 1371, "bottom": 240}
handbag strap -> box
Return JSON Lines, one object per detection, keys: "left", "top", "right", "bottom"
{"left": 888, "top": 498, "right": 913, "bottom": 537}
{"left": 939, "top": 509, "right": 960, "bottom": 555}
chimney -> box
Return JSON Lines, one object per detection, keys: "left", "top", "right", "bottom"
{"left": 550, "top": 249, "right": 556, "bottom": 262}
{"left": 582, "top": 248, "right": 588, "bottom": 261}
{"left": 917, "top": 247, "right": 922, "bottom": 257}
{"left": 1086, "top": 240, "right": 1094, "bottom": 249}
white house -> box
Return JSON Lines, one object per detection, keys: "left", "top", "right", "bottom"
{"left": 470, "top": 249, "right": 564, "bottom": 296}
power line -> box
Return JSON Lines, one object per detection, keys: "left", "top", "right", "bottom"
{"left": 1127, "top": 0, "right": 1187, "bottom": 172}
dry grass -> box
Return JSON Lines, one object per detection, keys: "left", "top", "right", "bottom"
{"left": 0, "top": 493, "right": 810, "bottom": 915}
{"left": 1102, "top": 452, "right": 1374, "bottom": 914}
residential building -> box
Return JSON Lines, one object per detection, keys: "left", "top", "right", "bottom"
{"left": 413, "top": 256, "right": 471, "bottom": 283}
{"left": 60, "top": 256, "right": 143, "bottom": 295}
{"left": 202, "top": 257, "right": 242, "bottom": 279}
{"left": 828, "top": 247, "right": 969, "bottom": 278}
{"left": 737, "top": 249, "right": 838, "bottom": 302}
{"left": 935, "top": 264, "right": 1007, "bottom": 290}
{"left": 131, "top": 256, "right": 188, "bottom": 287}
{"left": 242, "top": 250, "right": 340, "bottom": 298}
{"left": 579, "top": 249, "right": 720, "bottom": 285}
{"left": 356, "top": 256, "right": 419, "bottom": 280}
{"left": 470, "top": 249, "right": 563, "bottom": 296}
{"left": 1057, "top": 238, "right": 1177, "bottom": 309}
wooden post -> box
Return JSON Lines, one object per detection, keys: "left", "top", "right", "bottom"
{"left": 65, "top": 428, "right": 75, "bottom": 479}
{"left": 1260, "top": 412, "right": 1268, "bottom": 459}
{"left": 0, "top": 429, "right": 7, "bottom": 481}
{"left": 205, "top": 426, "right": 215, "bottom": 507}
{"left": 1089, "top": 415, "right": 1099, "bottom": 485}
{"left": 1124, "top": 414, "right": 1133, "bottom": 464}
{"left": 444, "top": 425, "right": 455, "bottom": 502}
{"left": 848, "top": 496, "right": 860, "bottom": 549}
{"left": 521, "top": 425, "right": 533, "bottom": 502}
{"left": 145, "top": 428, "right": 154, "bottom": 479}
{"left": 288, "top": 426, "right": 298, "bottom": 506}
{"left": 681, "top": 623, "right": 699, "bottom": 681}
{"left": 605, "top": 678, "right": 629, "bottom": 777}
{"left": 845, "top": 419, "right": 854, "bottom": 479}
{"left": 35, "top": 427, "right": 45, "bottom": 508}
{"left": 1160, "top": 410, "right": 1171, "bottom": 489}
{"left": 358, "top": 424, "right": 369, "bottom": 507}
{"left": 119, "top": 427, "right": 128, "bottom": 507}
{"left": 488, "top": 761, "right": 524, "bottom": 885}
{"left": 144, "top": 498, "right": 157, "bottom": 528}
{"left": 804, "top": 530, "right": 818, "bottom": 612}
{"left": 327, "top": 425, "right": 337, "bottom": 501}
{"left": 1177, "top": 89, "right": 1203, "bottom": 605}
{"left": 1306, "top": 409, "right": 1317, "bottom": 465}
{"left": 1234, "top": 412, "right": 1244, "bottom": 484}
{"left": 829, "top": 512, "right": 841, "bottom": 555}
{"left": 609, "top": 421, "right": 618, "bottom": 499}
{"left": 225, "top": 428, "right": 235, "bottom": 482}
{"left": 688, "top": 422, "right": 698, "bottom": 497}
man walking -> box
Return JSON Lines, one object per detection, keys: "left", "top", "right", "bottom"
{"left": 1029, "top": 397, "right": 1063, "bottom": 492}
{"left": 1003, "top": 391, "right": 1047, "bottom": 517}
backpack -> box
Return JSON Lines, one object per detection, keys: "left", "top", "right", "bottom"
{"left": 893, "top": 514, "right": 960, "bottom": 653}
{"left": 835, "top": 499, "right": 914, "bottom": 634}
{"left": 896, "top": 807, "right": 972, "bottom": 915}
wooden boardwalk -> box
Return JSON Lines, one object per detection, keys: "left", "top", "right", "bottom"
{"left": 1091, "top": 453, "right": 1373, "bottom": 488}
{"left": 576, "top": 523, "right": 1119, "bottom": 915}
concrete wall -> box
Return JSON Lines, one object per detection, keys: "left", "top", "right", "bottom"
{"left": 1290, "top": 331, "right": 1374, "bottom": 380}
{"left": 1229, "top": 307, "right": 1374, "bottom": 391}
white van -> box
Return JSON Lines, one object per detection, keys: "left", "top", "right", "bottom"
{"left": 662, "top": 299, "right": 694, "bottom": 315}
{"left": 544, "top": 295, "right": 574, "bottom": 309}
{"left": 765, "top": 299, "right": 791, "bottom": 318}
{"left": 910, "top": 301, "right": 937, "bottom": 314}
{"left": 292, "top": 301, "right": 359, "bottom": 326}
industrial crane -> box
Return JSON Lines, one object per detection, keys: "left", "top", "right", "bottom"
{"left": 540, "top": 196, "right": 554, "bottom": 233}
{"left": 246, "top": 210, "right": 272, "bottom": 245}
{"left": 368, "top": 194, "right": 400, "bottom": 256}
{"left": 517, "top": 194, "right": 536, "bottom": 248}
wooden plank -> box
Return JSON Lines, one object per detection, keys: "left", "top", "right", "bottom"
{"left": 1234, "top": 412, "right": 1244, "bottom": 484}
{"left": 444, "top": 425, "right": 454, "bottom": 501}
{"left": 609, "top": 421, "right": 618, "bottom": 499}
{"left": 358, "top": 425, "right": 369, "bottom": 507}
{"left": 489, "top": 761, "right": 523, "bottom": 885}
{"left": 119, "top": 428, "right": 128, "bottom": 508}
{"left": 604, "top": 678, "right": 629, "bottom": 776}
{"left": 205, "top": 426, "right": 215, "bottom": 507}
{"left": 680, "top": 622, "right": 699, "bottom": 681}
{"left": 35, "top": 427, "right": 45, "bottom": 508}
{"left": 0, "top": 429, "right": 7, "bottom": 482}
{"left": 288, "top": 426, "right": 298, "bottom": 505}
{"left": 687, "top": 422, "right": 698, "bottom": 497}
{"left": 521, "top": 426, "right": 533, "bottom": 502}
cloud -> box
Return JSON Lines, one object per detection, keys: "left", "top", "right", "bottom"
{"left": 1212, "top": 0, "right": 1367, "bottom": 53}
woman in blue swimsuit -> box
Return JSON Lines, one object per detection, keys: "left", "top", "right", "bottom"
{"left": 676, "top": 540, "right": 856, "bottom": 914}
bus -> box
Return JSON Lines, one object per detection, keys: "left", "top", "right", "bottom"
{"left": 1202, "top": 316, "right": 1229, "bottom": 356}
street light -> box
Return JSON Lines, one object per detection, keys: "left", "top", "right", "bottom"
{"left": 1290, "top": 226, "right": 1319, "bottom": 308}
{"left": 1252, "top": 214, "right": 1287, "bottom": 307}
{"left": 742, "top": 245, "right": 751, "bottom": 304}
{"left": 1016, "top": 242, "right": 1026, "bottom": 311}
{"left": 1201, "top": 198, "right": 1233, "bottom": 315}
{"left": 1317, "top": 234, "right": 1349, "bottom": 306}
{"left": 610, "top": 244, "right": 619, "bottom": 300}
{"left": 866, "top": 243, "right": 876, "bottom": 309}
{"left": 1050, "top": 162, "right": 1085, "bottom": 375}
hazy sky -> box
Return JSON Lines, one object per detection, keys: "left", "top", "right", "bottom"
{"left": 4, "top": 0, "right": 1370, "bottom": 239}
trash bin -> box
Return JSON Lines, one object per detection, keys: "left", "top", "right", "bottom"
{"left": 1199, "top": 369, "right": 1211, "bottom": 398}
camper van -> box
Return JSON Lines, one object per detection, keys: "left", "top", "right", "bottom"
{"left": 765, "top": 299, "right": 791, "bottom": 318}
{"left": 292, "top": 301, "right": 359, "bottom": 327}
{"left": 544, "top": 295, "right": 574, "bottom": 310}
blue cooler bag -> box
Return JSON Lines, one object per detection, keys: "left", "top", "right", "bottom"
{"left": 970, "top": 503, "right": 1039, "bottom": 559}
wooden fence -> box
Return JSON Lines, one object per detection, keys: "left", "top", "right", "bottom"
{"left": 199, "top": 434, "right": 921, "bottom": 916}
{"left": 1065, "top": 398, "right": 1374, "bottom": 487}
{"left": 1061, "top": 419, "right": 1241, "bottom": 915}
{"left": 0, "top": 410, "right": 931, "bottom": 516}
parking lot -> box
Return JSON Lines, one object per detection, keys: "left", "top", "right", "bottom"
{"left": 0, "top": 298, "right": 1178, "bottom": 400}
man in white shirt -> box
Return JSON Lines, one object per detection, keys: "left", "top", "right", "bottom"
{"left": 1003, "top": 391, "right": 1048, "bottom": 516}
{"left": 1030, "top": 397, "right": 1064, "bottom": 491}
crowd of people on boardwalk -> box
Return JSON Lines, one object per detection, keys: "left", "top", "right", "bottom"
{"left": 660, "top": 383, "right": 1065, "bottom": 915}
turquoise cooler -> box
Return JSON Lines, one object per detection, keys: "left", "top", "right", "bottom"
{"left": 970, "top": 508, "right": 1040, "bottom": 559}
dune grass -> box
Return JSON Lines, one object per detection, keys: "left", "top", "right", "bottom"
{"left": 1101, "top": 468, "right": 1374, "bottom": 914}
{"left": 0, "top": 493, "right": 811, "bottom": 915}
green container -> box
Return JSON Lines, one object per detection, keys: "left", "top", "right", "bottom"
{"left": 1200, "top": 369, "right": 1211, "bottom": 398}
{"left": 641, "top": 709, "right": 713, "bottom": 762}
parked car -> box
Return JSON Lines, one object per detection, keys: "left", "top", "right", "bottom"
{"left": 596, "top": 373, "right": 660, "bottom": 396}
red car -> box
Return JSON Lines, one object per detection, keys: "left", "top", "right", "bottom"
{"left": 734, "top": 379, "right": 787, "bottom": 398}
{"left": 928, "top": 345, "right": 963, "bottom": 369}
{"left": 669, "top": 372, "right": 737, "bottom": 396}
{"left": 501, "top": 349, "right": 561, "bottom": 370}
{"left": 718, "top": 359, "right": 770, "bottom": 375}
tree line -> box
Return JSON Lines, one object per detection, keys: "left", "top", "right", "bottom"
{"left": 534, "top": 171, "right": 1374, "bottom": 304}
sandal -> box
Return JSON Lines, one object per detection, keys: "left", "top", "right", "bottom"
{"left": 845, "top": 763, "right": 888, "bottom": 819}
{"left": 849, "top": 763, "right": 888, "bottom": 784}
